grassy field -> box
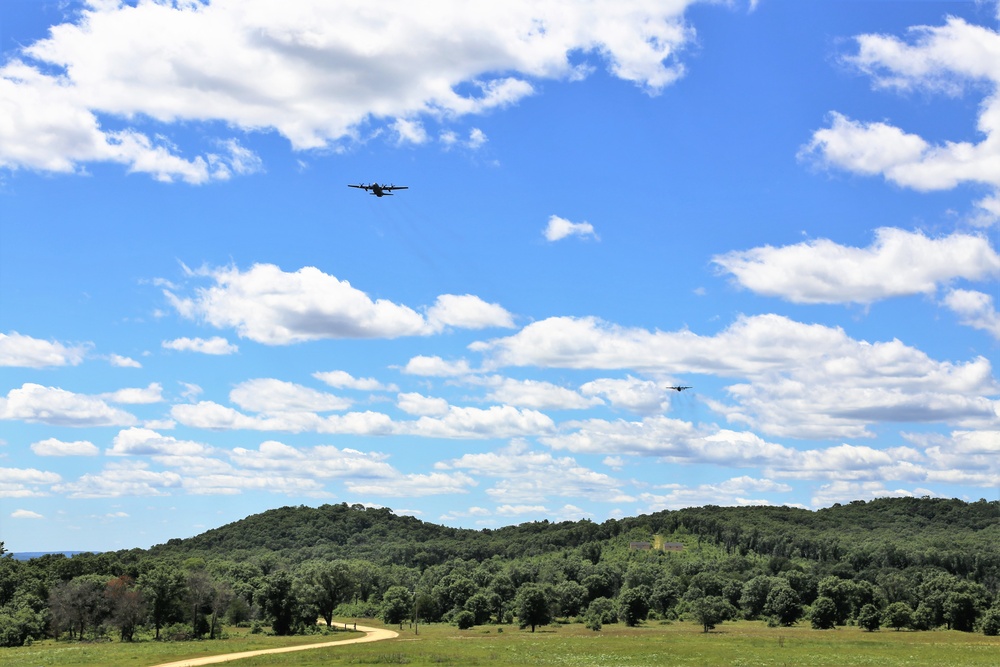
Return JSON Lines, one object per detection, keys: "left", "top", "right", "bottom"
{"left": 4, "top": 620, "right": 999, "bottom": 667}
{"left": 0, "top": 625, "right": 362, "bottom": 667}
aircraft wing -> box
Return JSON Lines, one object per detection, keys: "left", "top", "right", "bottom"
{"left": 383, "top": 185, "right": 408, "bottom": 191}
{"left": 348, "top": 184, "right": 371, "bottom": 190}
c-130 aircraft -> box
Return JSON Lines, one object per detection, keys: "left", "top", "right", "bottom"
{"left": 348, "top": 182, "right": 408, "bottom": 197}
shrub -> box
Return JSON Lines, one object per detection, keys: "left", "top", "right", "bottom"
{"left": 454, "top": 610, "right": 475, "bottom": 630}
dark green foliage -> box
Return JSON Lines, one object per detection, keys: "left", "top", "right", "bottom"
{"left": 454, "top": 609, "right": 475, "bottom": 630}
{"left": 617, "top": 586, "right": 651, "bottom": 627}
{"left": 809, "top": 597, "right": 838, "bottom": 630}
{"left": 380, "top": 586, "right": 412, "bottom": 629}
{"left": 260, "top": 570, "right": 306, "bottom": 636}
{"left": 689, "top": 595, "right": 735, "bottom": 633}
{"left": 882, "top": 601, "right": 912, "bottom": 631}
{"left": 515, "top": 583, "right": 551, "bottom": 632}
{"left": 857, "top": 603, "right": 881, "bottom": 631}
{"left": 980, "top": 606, "right": 1000, "bottom": 636}
{"left": 0, "top": 497, "right": 995, "bottom": 646}
{"left": 763, "top": 582, "right": 802, "bottom": 626}
{"left": 586, "top": 596, "right": 617, "bottom": 625}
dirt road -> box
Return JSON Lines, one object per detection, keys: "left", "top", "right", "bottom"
{"left": 148, "top": 624, "right": 399, "bottom": 667}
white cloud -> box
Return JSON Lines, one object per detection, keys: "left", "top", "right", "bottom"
{"left": 166, "top": 264, "right": 512, "bottom": 344}
{"left": 392, "top": 118, "right": 428, "bottom": 145}
{"left": 0, "top": 383, "right": 138, "bottom": 427}
{"left": 482, "top": 377, "right": 604, "bottom": 410}
{"left": 397, "top": 392, "right": 451, "bottom": 417}
{"left": 0, "top": 466, "right": 62, "bottom": 498}
{"left": 804, "top": 17, "right": 1000, "bottom": 222}
{"left": 230, "top": 441, "right": 396, "bottom": 481}
{"left": 714, "top": 228, "right": 1000, "bottom": 304}
{"left": 474, "top": 313, "right": 999, "bottom": 438}
{"left": 401, "top": 405, "right": 555, "bottom": 439}
{"left": 440, "top": 441, "right": 628, "bottom": 503}
{"left": 313, "top": 370, "right": 396, "bottom": 391}
{"left": 810, "top": 481, "right": 935, "bottom": 508}
{"left": 107, "top": 427, "right": 211, "bottom": 457}
{"left": 426, "top": 294, "right": 515, "bottom": 331}
{"left": 346, "top": 471, "right": 476, "bottom": 497}
{"left": 11, "top": 509, "right": 44, "bottom": 519}
{"left": 2, "top": 1, "right": 703, "bottom": 179}
{"left": 170, "top": 401, "right": 395, "bottom": 435}
{"left": 580, "top": 376, "right": 670, "bottom": 415}
{"left": 100, "top": 383, "right": 164, "bottom": 404}
{"left": 53, "top": 462, "right": 183, "bottom": 498}
{"left": 31, "top": 438, "right": 99, "bottom": 457}
{"left": 640, "top": 476, "right": 794, "bottom": 511}
{"left": 108, "top": 353, "right": 142, "bottom": 368}
{"left": 543, "top": 215, "right": 598, "bottom": 242}
{"left": 230, "top": 378, "right": 351, "bottom": 413}
{"left": 0, "top": 332, "right": 87, "bottom": 368}
{"left": 402, "top": 355, "right": 473, "bottom": 376}
{"left": 943, "top": 289, "right": 1000, "bottom": 339}
{"left": 162, "top": 336, "right": 238, "bottom": 355}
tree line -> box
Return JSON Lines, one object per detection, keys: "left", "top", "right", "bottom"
{"left": 0, "top": 497, "right": 998, "bottom": 646}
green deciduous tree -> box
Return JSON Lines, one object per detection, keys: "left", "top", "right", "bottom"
{"left": 809, "top": 596, "right": 837, "bottom": 630}
{"left": 515, "top": 584, "right": 551, "bottom": 632}
{"left": 380, "top": 586, "right": 412, "bottom": 629}
{"left": 689, "top": 595, "right": 734, "bottom": 633}
{"left": 882, "top": 601, "right": 912, "bottom": 631}
{"left": 857, "top": 603, "right": 881, "bottom": 632}
{"left": 617, "top": 586, "right": 650, "bottom": 627}
{"left": 763, "top": 583, "right": 802, "bottom": 627}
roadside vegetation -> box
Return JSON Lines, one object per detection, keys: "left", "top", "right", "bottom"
{"left": 0, "top": 497, "right": 998, "bottom": 663}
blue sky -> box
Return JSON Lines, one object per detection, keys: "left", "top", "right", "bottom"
{"left": 1, "top": 0, "right": 998, "bottom": 553}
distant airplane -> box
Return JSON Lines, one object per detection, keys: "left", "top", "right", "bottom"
{"left": 348, "top": 182, "right": 408, "bottom": 197}
{"left": 667, "top": 386, "right": 692, "bottom": 392}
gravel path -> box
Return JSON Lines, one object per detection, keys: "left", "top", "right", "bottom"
{"left": 147, "top": 624, "right": 399, "bottom": 667}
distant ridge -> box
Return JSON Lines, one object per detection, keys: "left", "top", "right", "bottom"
{"left": 9, "top": 551, "right": 95, "bottom": 561}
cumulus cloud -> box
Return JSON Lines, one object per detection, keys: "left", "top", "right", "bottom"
{"left": 402, "top": 355, "right": 473, "bottom": 376}
{"left": 0, "top": 383, "right": 138, "bottom": 427}
{"left": 166, "top": 264, "right": 512, "bottom": 344}
{"left": 803, "top": 17, "right": 1000, "bottom": 222}
{"left": 313, "top": 370, "right": 396, "bottom": 391}
{"left": 397, "top": 392, "right": 451, "bottom": 417}
{"left": 640, "top": 476, "right": 794, "bottom": 511}
{"left": 100, "top": 383, "right": 164, "bottom": 404}
{"left": 481, "top": 377, "right": 604, "bottom": 410}
{"left": 162, "top": 336, "right": 238, "bottom": 355}
{"left": 440, "top": 441, "right": 628, "bottom": 504}
{"left": 714, "top": 228, "right": 1000, "bottom": 304}
{"left": 53, "top": 462, "right": 183, "bottom": 498}
{"left": 426, "top": 294, "right": 515, "bottom": 330}
{"left": 473, "top": 313, "right": 999, "bottom": 438}
{"left": 0, "top": 332, "right": 87, "bottom": 368}
{"left": 11, "top": 509, "right": 45, "bottom": 519}
{"left": 230, "top": 378, "right": 351, "bottom": 413}
{"left": 31, "top": 438, "right": 100, "bottom": 457}
{"left": 943, "top": 288, "right": 1000, "bottom": 339}
{"left": 108, "top": 353, "right": 142, "bottom": 368}
{"left": 580, "top": 376, "right": 671, "bottom": 414}
{"left": 2, "top": 0, "right": 704, "bottom": 180}
{"left": 543, "top": 215, "right": 598, "bottom": 242}
{"left": 0, "top": 466, "right": 62, "bottom": 498}
{"left": 107, "top": 427, "right": 211, "bottom": 457}
{"left": 346, "top": 471, "right": 477, "bottom": 497}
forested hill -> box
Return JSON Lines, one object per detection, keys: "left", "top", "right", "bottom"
{"left": 3, "top": 497, "right": 998, "bottom": 648}
{"left": 147, "top": 497, "right": 1000, "bottom": 577}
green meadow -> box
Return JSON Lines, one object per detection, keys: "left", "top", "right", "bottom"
{"left": 4, "top": 620, "right": 999, "bottom": 667}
